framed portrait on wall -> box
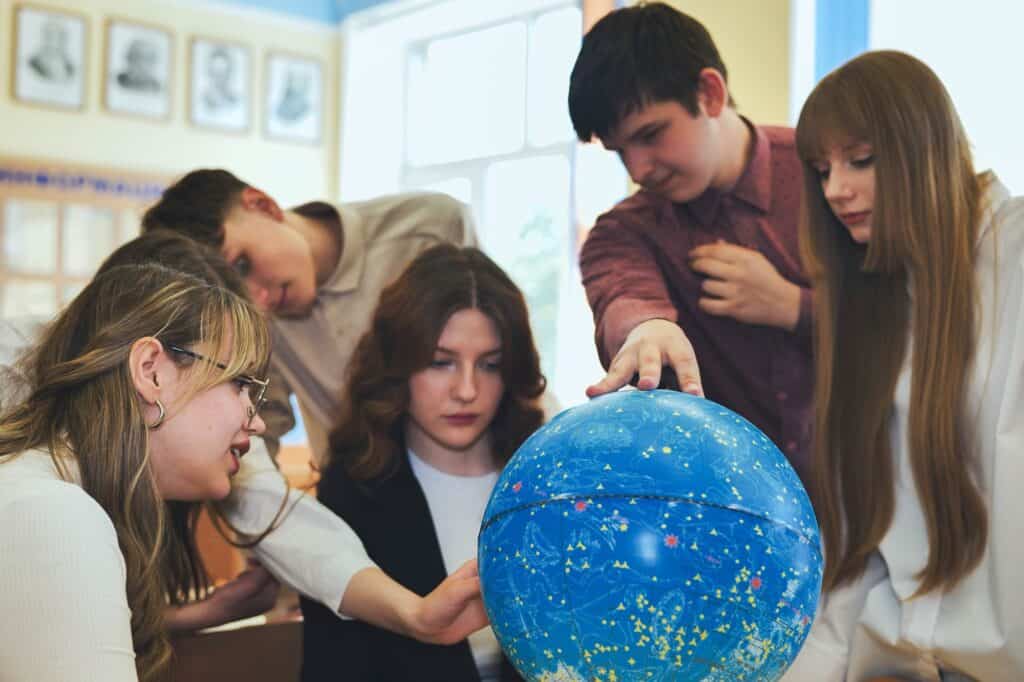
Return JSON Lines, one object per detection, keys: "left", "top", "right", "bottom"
{"left": 189, "top": 37, "right": 250, "bottom": 132}
{"left": 264, "top": 52, "right": 323, "bottom": 144}
{"left": 104, "top": 19, "right": 173, "bottom": 119}
{"left": 12, "top": 5, "right": 88, "bottom": 110}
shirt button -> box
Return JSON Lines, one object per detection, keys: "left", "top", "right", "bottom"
{"left": 776, "top": 391, "right": 788, "bottom": 401}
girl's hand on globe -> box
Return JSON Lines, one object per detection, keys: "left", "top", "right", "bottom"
{"left": 410, "top": 559, "right": 489, "bottom": 645}
{"left": 338, "top": 562, "right": 489, "bottom": 645}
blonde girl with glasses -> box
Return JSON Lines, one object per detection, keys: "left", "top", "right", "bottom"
{"left": 0, "top": 238, "right": 493, "bottom": 681}
{"left": 0, "top": 263, "right": 271, "bottom": 682}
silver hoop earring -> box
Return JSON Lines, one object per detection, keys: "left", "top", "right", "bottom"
{"left": 147, "top": 399, "right": 166, "bottom": 430}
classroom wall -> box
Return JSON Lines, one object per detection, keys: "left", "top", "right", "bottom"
{"left": 0, "top": 0, "right": 793, "bottom": 204}
{"left": 870, "top": 0, "right": 1024, "bottom": 194}
{"left": 662, "top": 0, "right": 791, "bottom": 125}
{"left": 0, "top": 0, "right": 339, "bottom": 205}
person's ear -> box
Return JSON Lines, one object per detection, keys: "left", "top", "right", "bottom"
{"left": 128, "top": 337, "right": 167, "bottom": 403}
{"left": 696, "top": 68, "right": 729, "bottom": 119}
{"left": 238, "top": 187, "right": 285, "bottom": 222}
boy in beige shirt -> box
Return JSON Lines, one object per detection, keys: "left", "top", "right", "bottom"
{"left": 143, "top": 169, "right": 478, "bottom": 465}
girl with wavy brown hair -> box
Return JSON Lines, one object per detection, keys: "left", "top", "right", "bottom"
{"left": 301, "top": 244, "right": 546, "bottom": 682}
{"left": 0, "top": 263, "right": 272, "bottom": 682}
{"left": 782, "top": 51, "right": 1024, "bottom": 681}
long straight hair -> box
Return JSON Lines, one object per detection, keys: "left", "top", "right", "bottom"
{"left": 796, "top": 51, "right": 988, "bottom": 595}
{"left": 0, "top": 263, "right": 270, "bottom": 681}
{"left": 327, "top": 244, "right": 546, "bottom": 482}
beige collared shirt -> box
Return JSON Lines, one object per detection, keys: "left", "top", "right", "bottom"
{"left": 260, "top": 192, "right": 477, "bottom": 465}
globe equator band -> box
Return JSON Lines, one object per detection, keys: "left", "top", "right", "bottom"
{"left": 479, "top": 490, "right": 820, "bottom": 547}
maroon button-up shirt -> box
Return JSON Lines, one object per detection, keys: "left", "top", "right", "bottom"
{"left": 580, "top": 124, "right": 813, "bottom": 484}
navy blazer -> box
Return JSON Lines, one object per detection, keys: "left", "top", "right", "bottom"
{"left": 300, "top": 451, "right": 523, "bottom": 682}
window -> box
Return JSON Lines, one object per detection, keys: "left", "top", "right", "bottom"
{"left": 791, "top": 0, "right": 1022, "bottom": 192}
{"left": 341, "top": 0, "right": 627, "bottom": 406}
{"left": 869, "top": 0, "right": 1024, "bottom": 193}
{"left": 0, "top": 160, "right": 160, "bottom": 318}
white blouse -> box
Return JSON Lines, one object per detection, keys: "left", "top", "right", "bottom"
{"left": 0, "top": 315, "right": 377, "bottom": 623}
{"left": 784, "top": 175, "right": 1024, "bottom": 681}
{"left": 219, "top": 437, "right": 376, "bottom": 616}
{"left": 0, "top": 450, "right": 138, "bottom": 681}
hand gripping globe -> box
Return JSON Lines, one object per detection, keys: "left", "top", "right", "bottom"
{"left": 478, "top": 390, "right": 822, "bottom": 682}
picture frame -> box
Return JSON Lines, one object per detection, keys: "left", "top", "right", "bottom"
{"left": 189, "top": 37, "right": 250, "bottom": 132}
{"left": 104, "top": 18, "right": 173, "bottom": 120}
{"left": 12, "top": 4, "right": 88, "bottom": 110}
{"left": 264, "top": 52, "right": 323, "bottom": 144}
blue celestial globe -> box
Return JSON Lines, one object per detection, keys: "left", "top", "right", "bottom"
{"left": 478, "top": 389, "right": 822, "bottom": 682}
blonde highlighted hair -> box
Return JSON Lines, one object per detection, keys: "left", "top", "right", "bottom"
{"left": 0, "top": 263, "right": 270, "bottom": 681}
{"left": 796, "top": 50, "right": 988, "bottom": 596}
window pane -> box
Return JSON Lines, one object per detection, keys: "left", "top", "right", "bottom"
{"left": 2, "top": 280, "right": 57, "bottom": 317}
{"left": 62, "top": 281, "right": 86, "bottom": 306}
{"left": 483, "top": 155, "right": 570, "bottom": 382}
{"left": 280, "top": 394, "right": 309, "bottom": 446}
{"left": 416, "top": 177, "right": 472, "bottom": 205}
{"left": 4, "top": 200, "right": 58, "bottom": 275}
{"left": 870, "top": 1, "right": 1024, "bottom": 193}
{"left": 120, "top": 208, "right": 141, "bottom": 244}
{"left": 407, "top": 22, "right": 527, "bottom": 165}
{"left": 527, "top": 6, "right": 582, "bottom": 147}
{"left": 63, "top": 205, "right": 117, "bottom": 277}
{"left": 574, "top": 142, "right": 629, "bottom": 242}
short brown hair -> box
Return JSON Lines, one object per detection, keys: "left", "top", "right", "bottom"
{"left": 569, "top": 2, "right": 731, "bottom": 142}
{"left": 141, "top": 169, "right": 248, "bottom": 247}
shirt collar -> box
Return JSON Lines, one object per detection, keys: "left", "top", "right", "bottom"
{"left": 294, "top": 201, "right": 366, "bottom": 296}
{"left": 976, "top": 171, "right": 1009, "bottom": 246}
{"left": 687, "top": 118, "right": 773, "bottom": 228}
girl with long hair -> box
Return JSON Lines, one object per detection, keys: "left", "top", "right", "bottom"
{"left": 0, "top": 232, "right": 499, "bottom": 676}
{"left": 0, "top": 263, "right": 271, "bottom": 681}
{"left": 301, "top": 244, "right": 546, "bottom": 682}
{"left": 783, "top": 51, "right": 1024, "bottom": 680}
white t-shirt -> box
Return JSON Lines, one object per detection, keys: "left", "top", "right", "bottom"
{"left": 409, "top": 449, "right": 502, "bottom": 682}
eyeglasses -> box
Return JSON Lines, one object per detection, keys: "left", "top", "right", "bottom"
{"left": 167, "top": 344, "right": 269, "bottom": 429}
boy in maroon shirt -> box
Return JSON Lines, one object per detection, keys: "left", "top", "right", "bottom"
{"left": 569, "top": 3, "right": 813, "bottom": 480}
